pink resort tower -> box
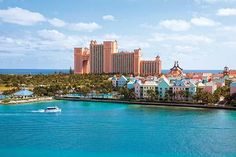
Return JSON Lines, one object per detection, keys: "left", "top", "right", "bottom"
{"left": 74, "top": 40, "right": 162, "bottom": 76}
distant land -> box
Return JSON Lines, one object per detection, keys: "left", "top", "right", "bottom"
{"left": 0, "top": 69, "right": 222, "bottom": 75}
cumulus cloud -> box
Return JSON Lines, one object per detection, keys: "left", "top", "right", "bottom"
{"left": 103, "top": 33, "right": 120, "bottom": 40}
{"left": 149, "top": 33, "right": 213, "bottom": 44}
{"left": 37, "top": 29, "right": 66, "bottom": 41}
{"left": 159, "top": 20, "right": 191, "bottom": 31}
{"left": 48, "top": 18, "right": 66, "bottom": 27}
{"left": 102, "top": 15, "right": 115, "bottom": 21}
{"left": 48, "top": 18, "right": 101, "bottom": 32}
{"left": 0, "top": 7, "right": 46, "bottom": 25}
{"left": 217, "top": 8, "right": 236, "bottom": 16}
{"left": 219, "top": 26, "right": 236, "bottom": 32}
{"left": 68, "top": 22, "right": 101, "bottom": 32}
{"left": 190, "top": 17, "right": 219, "bottom": 26}
{"left": 0, "top": 7, "right": 102, "bottom": 32}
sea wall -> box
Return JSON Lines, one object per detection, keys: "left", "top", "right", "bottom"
{"left": 55, "top": 96, "right": 236, "bottom": 111}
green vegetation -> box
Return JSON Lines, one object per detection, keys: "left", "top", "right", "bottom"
{"left": 0, "top": 74, "right": 233, "bottom": 106}
{"left": 0, "top": 74, "right": 113, "bottom": 96}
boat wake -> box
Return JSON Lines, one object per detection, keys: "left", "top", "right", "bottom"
{"left": 31, "top": 109, "right": 45, "bottom": 113}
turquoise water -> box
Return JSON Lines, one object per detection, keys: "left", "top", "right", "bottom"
{"left": 0, "top": 101, "right": 236, "bottom": 157}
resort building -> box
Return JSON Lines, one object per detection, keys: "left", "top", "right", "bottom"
{"left": 172, "top": 79, "right": 196, "bottom": 100}
{"left": 223, "top": 66, "right": 236, "bottom": 78}
{"left": 74, "top": 40, "right": 162, "bottom": 76}
{"left": 197, "top": 82, "right": 217, "bottom": 94}
{"left": 133, "top": 75, "right": 172, "bottom": 99}
{"left": 134, "top": 80, "right": 158, "bottom": 98}
{"left": 112, "top": 75, "right": 128, "bottom": 88}
{"left": 157, "top": 76, "right": 171, "bottom": 99}
{"left": 167, "top": 61, "right": 184, "bottom": 78}
{"left": 127, "top": 80, "right": 136, "bottom": 89}
{"left": 230, "top": 82, "right": 236, "bottom": 96}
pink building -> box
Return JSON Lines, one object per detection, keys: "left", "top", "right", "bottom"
{"left": 230, "top": 82, "right": 236, "bottom": 96}
{"left": 74, "top": 48, "right": 90, "bottom": 74}
{"left": 74, "top": 40, "right": 162, "bottom": 76}
{"left": 197, "top": 82, "right": 217, "bottom": 94}
{"left": 140, "top": 56, "right": 161, "bottom": 76}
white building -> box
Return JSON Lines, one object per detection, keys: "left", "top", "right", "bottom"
{"left": 134, "top": 80, "right": 158, "bottom": 98}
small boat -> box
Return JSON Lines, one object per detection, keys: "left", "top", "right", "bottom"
{"left": 44, "top": 106, "right": 61, "bottom": 113}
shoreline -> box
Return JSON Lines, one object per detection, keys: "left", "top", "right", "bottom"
{"left": 0, "top": 97, "right": 54, "bottom": 105}
{"left": 55, "top": 96, "right": 236, "bottom": 111}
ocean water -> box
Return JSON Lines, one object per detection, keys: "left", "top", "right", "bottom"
{"left": 0, "top": 69, "right": 69, "bottom": 75}
{"left": 0, "top": 101, "right": 236, "bottom": 157}
{"left": 0, "top": 69, "right": 222, "bottom": 75}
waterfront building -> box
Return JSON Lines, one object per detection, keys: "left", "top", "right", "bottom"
{"left": 223, "top": 66, "right": 236, "bottom": 78}
{"left": 140, "top": 56, "right": 162, "bottom": 76}
{"left": 157, "top": 76, "right": 171, "bottom": 99}
{"left": 134, "top": 80, "right": 158, "bottom": 98}
{"left": 112, "top": 75, "right": 128, "bottom": 87}
{"left": 230, "top": 82, "right": 236, "bottom": 96}
{"left": 172, "top": 79, "right": 196, "bottom": 100}
{"left": 74, "top": 40, "right": 162, "bottom": 76}
{"left": 213, "top": 78, "right": 225, "bottom": 88}
{"left": 127, "top": 80, "right": 136, "bottom": 89}
{"left": 167, "top": 61, "right": 184, "bottom": 78}
{"left": 197, "top": 81, "right": 217, "bottom": 94}
{"left": 74, "top": 48, "right": 90, "bottom": 74}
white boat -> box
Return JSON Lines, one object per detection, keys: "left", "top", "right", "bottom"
{"left": 44, "top": 106, "right": 61, "bottom": 113}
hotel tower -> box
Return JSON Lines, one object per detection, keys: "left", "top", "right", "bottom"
{"left": 74, "top": 40, "right": 162, "bottom": 76}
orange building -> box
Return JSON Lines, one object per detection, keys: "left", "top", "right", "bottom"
{"left": 74, "top": 40, "right": 162, "bottom": 76}
{"left": 167, "top": 61, "right": 184, "bottom": 77}
{"left": 223, "top": 66, "right": 236, "bottom": 78}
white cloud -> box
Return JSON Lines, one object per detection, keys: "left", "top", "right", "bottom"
{"left": 219, "top": 26, "right": 236, "bottom": 32}
{"left": 191, "top": 17, "right": 219, "bottom": 26}
{"left": 149, "top": 33, "right": 213, "bottom": 44}
{"left": 102, "top": 15, "right": 115, "bottom": 21}
{"left": 48, "top": 18, "right": 66, "bottom": 27}
{"left": 159, "top": 20, "right": 191, "bottom": 31}
{"left": 222, "top": 41, "right": 236, "bottom": 48}
{"left": 0, "top": 7, "right": 45, "bottom": 25}
{"left": 68, "top": 22, "right": 101, "bottom": 32}
{"left": 37, "top": 29, "right": 66, "bottom": 41}
{"left": 217, "top": 8, "right": 236, "bottom": 16}
{"left": 175, "top": 45, "right": 195, "bottom": 53}
{"left": 0, "top": 7, "right": 102, "bottom": 32}
{"left": 103, "top": 33, "right": 120, "bottom": 40}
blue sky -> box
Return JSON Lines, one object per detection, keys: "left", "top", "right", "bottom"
{"left": 0, "top": 0, "right": 236, "bottom": 70}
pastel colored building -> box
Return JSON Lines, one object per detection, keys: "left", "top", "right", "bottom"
{"left": 112, "top": 75, "right": 128, "bottom": 87}
{"left": 213, "top": 78, "right": 225, "bottom": 88}
{"left": 223, "top": 66, "right": 236, "bottom": 78}
{"left": 127, "top": 80, "right": 136, "bottom": 89}
{"left": 74, "top": 40, "right": 162, "bottom": 76}
{"left": 157, "top": 76, "right": 171, "bottom": 99}
{"left": 172, "top": 79, "right": 196, "bottom": 100}
{"left": 197, "top": 82, "right": 217, "bottom": 94}
{"left": 134, "top": 80, "right": 158, "bottom": 98}
{"left": 230, "top": 82, "right": 236, "bottom": 96}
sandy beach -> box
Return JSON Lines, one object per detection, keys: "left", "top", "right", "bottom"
{"left": 0, "top": 97, "right": 54, "bottom": 105}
